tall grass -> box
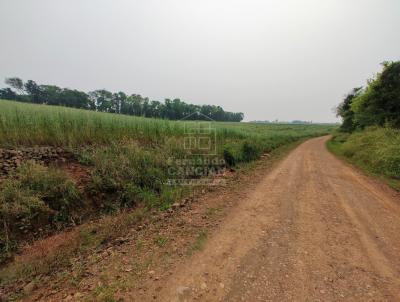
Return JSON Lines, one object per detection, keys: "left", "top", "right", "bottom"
{"left": 0, "top": 99, "right": 334, "bottom": 148}
{"left": 328, "top": 127, "right": 400, "bottom": 189}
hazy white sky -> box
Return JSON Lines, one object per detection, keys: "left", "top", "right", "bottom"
{"left": 1, "top": 0, "right": 399, "bottom": 122}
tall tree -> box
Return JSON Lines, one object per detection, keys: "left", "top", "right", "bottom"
{"left": 0, "top": 88, "right": 17, "bottom": 100}
{"left": 352, "top": 61, "right": 400, "bottom": 128}
{"left": 5, "top": 77, "right": 24, "bottom": 94}
{"left": 336, "top": 87, "right": 362, "bottom": 132}
{"left": 24, "top": 80, "right": 42, "bottom": 103}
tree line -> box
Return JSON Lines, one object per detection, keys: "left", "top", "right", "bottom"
{"left": 0, "top": 78, "right": 244, "bottom": 122}
{"left": 336, "top": 61, "right": 400, "bottom": 132}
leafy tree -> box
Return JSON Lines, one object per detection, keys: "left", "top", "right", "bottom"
{"left": 89, "top": 90, "right": 113, "bottom": 112}
{"left": 60, "top": 89, "right": 90, "bottom": 109}
{"left": 336, "top": 87, "right": 362, "bottom": 132}
{"left": 352, "top": 61, "right": 400, "bottom": 128}
{"left": 24, "top": 80, "right": 42, "bottom": 103}
{"left": 0, "top": 88, "right": 17, "bottom": 100}
{"left": 5, "top": 77, "right": 24, "bottom": 94}
{"left": 39, "top": 85, "right": 62, "bottom": 105}
{"left": 113, "top": 92, "right": 127, "bottom": 114}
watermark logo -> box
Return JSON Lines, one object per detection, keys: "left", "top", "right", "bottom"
{"left": 182, "top": 112, "right": 217, "bottom": 156}
{"left": 166, "top": 112, "right": 226, "bottom": 186}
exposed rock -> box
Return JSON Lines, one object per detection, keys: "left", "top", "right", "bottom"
{"left": 0, "top": 146, "right": 73, "bottom": 178}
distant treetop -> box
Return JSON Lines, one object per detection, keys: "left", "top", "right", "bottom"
{"left": 0, "top": 78, "right": 244, "bottom": 122}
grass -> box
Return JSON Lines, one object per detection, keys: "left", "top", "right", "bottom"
{"left": 155, "top": 235, "right": 168, "bottom": 247}
{"left": 327, "top": 127, "right": 400, "bottom": 190}
{"left": 0, "top": 99, "right": 334, "bottom": 148}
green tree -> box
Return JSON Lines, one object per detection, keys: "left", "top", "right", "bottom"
{"left": 60, "top": 89, "right": 90, "bottom": 109}
{"left": 24, "top": 80, "right": 42, "bottom": 103}
{"left": 5, "top": 77, "right": 24, "bottom": 94}
{"left": 336, "top": 87, "right": 362, "bottom": 132}
{"left": 89, "top": 90, "right": 113, "bottom": 112}
{"left": 0, "top": 88, "right": 17, "bottom": 100}
{"left": 40, "top": 85, "right": 62, "bottom": 105}
{"left": 352, "top": 61, "right": 400, "bottom": 128}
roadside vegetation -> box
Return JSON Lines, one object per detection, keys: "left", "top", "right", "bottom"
{"left": 0, "top": 99, "right": 334, "bottom": 262}
{"left": 331, "top": 61, "right": 400, "bottom": 189}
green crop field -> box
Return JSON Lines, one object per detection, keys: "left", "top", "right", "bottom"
{"left": 0, "top": 99, "right": 334, "bottom": 148}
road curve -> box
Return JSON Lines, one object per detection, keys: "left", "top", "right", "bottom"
{"left": 152, "top": 136, "right": 400, "bottom": 302}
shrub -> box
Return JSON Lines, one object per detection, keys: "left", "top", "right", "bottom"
{"left": 0, "top": 180, "right": 54, "bottom": 240}
{"left": 87, "top": 143, "right": 172, "bottom": 209}
{"left": 223, "top": 149, "right": 236, "bottom": 167}
{"left": 241, "top": 141, "right": 261, "bottom": 162}
{"left": 0, "top": 162, "right": 80, "bottom": 257}
{"left": 16, "top": 162, "right": 80, "bottom": 215}
{"left": 332, "top": 127, "right": 400, "bottom": 180}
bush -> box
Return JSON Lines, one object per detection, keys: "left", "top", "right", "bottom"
{"left": 16, "top": 162, "right": 80, "bottom": 215}
{"left": 0, "top": 181, "right": 54, "bottom": 239}
{"left": 331, "top": 127, "right": 400, "bottom": 180}
{"left": 0, "top": 162, "right": 79, "bottom": 261}
{"left": 241, "top": 141, "right": 261, "bottom": 162}
{"left": 0, "top": 162, "right": 80, "bottom": 256}
{"left": 87, "top": 143, "right": 173, "bottom": 209}
{"left": 223, "top": 146, "right": 236, "bottom": 167}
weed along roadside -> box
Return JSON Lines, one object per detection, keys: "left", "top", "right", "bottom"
{"left": 328, "top": 128, "right": 400, "bottom": 191}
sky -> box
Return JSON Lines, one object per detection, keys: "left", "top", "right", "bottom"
{"left": 0, "top": 0, "right": 399, "bottom": 122}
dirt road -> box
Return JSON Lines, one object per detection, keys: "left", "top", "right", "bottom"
{"left": 141, "top": 136, "right": 400, "bottom": 301}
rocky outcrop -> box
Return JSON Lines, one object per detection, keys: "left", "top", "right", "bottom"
{"left": 0, "top": 147, "right": 70, "bottom": 177}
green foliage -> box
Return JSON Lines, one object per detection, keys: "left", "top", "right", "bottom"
{"left": 223, "top": 147, "right": 236, "bottom": 167}
{"left": 352, "top": 62, "right": 400, "bottom": 128}
{"left": 16, "top": 162, "right": 80, "bottom": 215}
{"left": 155, "top": 235, "right": 168, "bottom": 247}
{"left": 241, "top": 141, "right": 261, "bottom": 162}
{"left": 87, "top": 143, "right": 173, "bottom": 209}
{"left": 0, "top": 162, "right": 80, "bottom": 257}
{"left": 336, "top": 87, "right": 363, "bottom": 132}
{"left": 329, "top": 128, "right": 400, "bottom": 186}
{"left": 0, "top": 180, "right": 54, "bottom": 237}
{"left": 337, "top": 61, "right": 400, "bottom": 131}
{"left": 5, "top": 78, "right": 24, "bottom": 93}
